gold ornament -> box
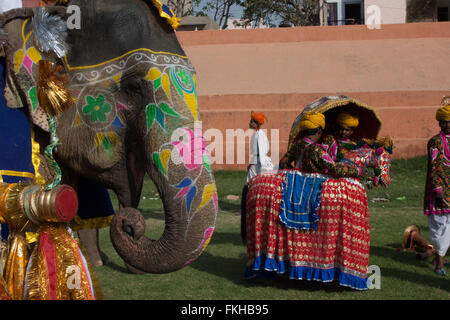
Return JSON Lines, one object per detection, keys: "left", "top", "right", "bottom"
{"left": 37, "top": 60, "right": 74, "bottom": 116}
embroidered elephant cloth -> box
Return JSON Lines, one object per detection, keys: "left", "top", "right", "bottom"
{"left": 279, "top": 171, "right": 326, "bottom": 230}
{"left": 0, "top": 58, "right": 36, "bottom": 241}
{"left": 0, "top": 58, "right": 35, "bottom": 185}
{"left": 424, "top": 132, "right": 450, "bottom": 215}
{"left": 245, "top": 171, "right": 371, "bottom": 290}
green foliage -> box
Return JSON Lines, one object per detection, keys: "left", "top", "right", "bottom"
{"left": 237, "top": 0, "right": 320, "bottom": 28}
{"left": 193, "top": 0, "right": 243, "bottom": 29}
{"left": 406, "top": 0, "right": 436, "bottom": 22}
{"left": 191, "top": 0, "right": 320, "bottom": 29}
{"left": 99, "top": 156, "right": 449, "bottom": 300}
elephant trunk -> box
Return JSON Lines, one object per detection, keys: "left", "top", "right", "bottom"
{"left": 110, "top": 123, "right": 218, "bottom": 273}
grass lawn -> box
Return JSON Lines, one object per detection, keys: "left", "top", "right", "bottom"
{"left": 95, "top": 156, "right": 450, "bottom": 300}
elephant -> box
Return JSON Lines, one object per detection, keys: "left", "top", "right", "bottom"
{"left": 0, "top": 0, "right": 217, "bottom": 274}
{"left": 240, "top": 145, "right": 392, "bottom": 290}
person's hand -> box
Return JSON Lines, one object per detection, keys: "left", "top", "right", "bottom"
{"left": 435, "top": 191, "right": 446, "bottom": 208}
{"left": 435, "top": 191, "right": 444, "bottom": 199}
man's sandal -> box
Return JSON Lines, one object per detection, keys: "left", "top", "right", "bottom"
{"left": 435, "top": 268, "right": 447, "bottom": 276}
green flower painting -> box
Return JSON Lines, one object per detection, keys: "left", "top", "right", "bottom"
{"left": 177, "top": 69, "right": 191, "bottom": 87}
{"left": 83, "top": 94, "right": 112, "bottom": 124}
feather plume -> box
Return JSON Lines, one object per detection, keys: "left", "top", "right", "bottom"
{"left": 32, "top": 7, "right": 68, "bottom": 58}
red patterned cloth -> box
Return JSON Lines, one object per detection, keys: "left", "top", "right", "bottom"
{"left": 245, "top": 170, "right": 370, "bottom": 290}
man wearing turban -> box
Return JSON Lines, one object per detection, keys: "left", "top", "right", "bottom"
{"left": 279, "top": 112, "right": 361, "bottom": 178}
{"left": 320, "top": 111, "right": 359, "bottom": 162}
{"left": 247, "top": 112, "right": 274, "bottom": 182}
{"left": 424, "top": 98, "right": 450, "bottom": 276}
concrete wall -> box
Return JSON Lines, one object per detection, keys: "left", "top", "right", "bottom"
{"left": 176, "top": 22, "right": 450, "bottom": 170}
{"left": 365, "top": 0, "right": 406, "bottom": 24}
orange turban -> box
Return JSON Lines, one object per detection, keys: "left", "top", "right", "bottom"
{"left": 251, "top": 112, "right": 267, "bottom": 125}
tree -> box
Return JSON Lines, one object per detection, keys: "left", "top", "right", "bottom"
{"left": 165, "top": 0, "right": 196, "bottom": 17}
{"left": 406, "top": 0, "right": 436, "bottom": 22}
{"left": 193, "top": 0, "right": 243, "bottom": 29}
{"left": 237, "top": 0, "right": 320, "bottom": 28}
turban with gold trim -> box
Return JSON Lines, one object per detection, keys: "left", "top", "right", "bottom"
{"left": 299, "top": 112, "right": 325, "bottom": 131}
{"left": 436, "top": 105, "right": 450, "bottom": 121}
{"left": 251, "top": 112, "right": 267, "bottom": 125}
{"left": 337, "top": 112, "right": 359, "bottom": 128}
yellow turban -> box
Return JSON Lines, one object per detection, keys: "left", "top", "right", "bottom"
{"left": 337, "top": 112, "right": 359, "bottom": 128}
{"left": 299, "top": 112, "right": 325, "bottom": 131}
{"left": 436, "top": 105, "right": 450, "bottom": 121}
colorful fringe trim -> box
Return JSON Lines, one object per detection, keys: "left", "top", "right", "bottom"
{"left": 23, "top": 224, "right": 100, "bottom": 300}
{"left": 151, "top": 0, "right": 181, "bottom": 30}
{"left": 245, "top": 255, "right": 370, "bottom": 291}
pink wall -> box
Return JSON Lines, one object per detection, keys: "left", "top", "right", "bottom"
{"left": 22, "top": 0, "right": 40, "bottom": 7}
{"left": 176, "top": 22, "right": 450, "bottom": 170}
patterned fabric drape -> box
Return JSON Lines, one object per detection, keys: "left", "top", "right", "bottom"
{"left": 245, "top": 171, "right": 371, "bottom": 290}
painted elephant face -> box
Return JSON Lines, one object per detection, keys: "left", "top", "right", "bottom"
{"left": 1, "top": 0, "right": 218, "bottom": 273}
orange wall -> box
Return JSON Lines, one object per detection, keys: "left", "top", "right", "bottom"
{"left": 176, "top": 22, "right": 450, "bottom": 170}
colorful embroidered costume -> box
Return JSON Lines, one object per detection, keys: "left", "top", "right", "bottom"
{"left": 320, "top": 134, "right": 357, "bottom": 161}
{"left": 320, "top": 111, "right": 359, "bottom": 161}
{"left": 297, "top": 137, "right": 361, "bottom": 178}
{"left": 279, "top": 112, "right": 325, "bottom": 170}
{"left": 425, "top": 102, "right": 450, "bottom": 269}
{"left": 424, "top": 132, "right": 450, "bottom": 216}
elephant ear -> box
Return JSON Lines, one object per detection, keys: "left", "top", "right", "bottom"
{"left": 1, "top": 18, "right": 28, "bottom": 110}
{"left": 4, "top": 71, "right": 26, "bottom": 109}
{"left": 0, "top": 27, "right": 6, "bottom": 58}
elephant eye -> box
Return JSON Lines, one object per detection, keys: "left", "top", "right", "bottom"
{"left": 121, "top": 73, "right": 150, "bottom": 106}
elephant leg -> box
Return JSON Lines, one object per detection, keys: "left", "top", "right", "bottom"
{"left": 77, "top": 228, "right": 108, "bottom": 267}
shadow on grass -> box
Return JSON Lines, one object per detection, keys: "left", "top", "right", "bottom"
{"left": 139, "top": 210, "right": 165, "bottom": 221}
{"left": 191, "top": 229, "right": 357, "bottom": 293}
{"left": 99, "top": 259, "right": 129, "bottom": 274}
{"left": 377, "top": 266, "right": 450, "bottom": 291}
{"left": 219, "top": 200, "right": 241, "bottom": 213}
{"left": 191, "top": 251, "right": 355, "bottom": 293}
{"left": 209, "top": 230, "right": 243, "bottom": 247}
{"left": 370, "top": 246, "right": 450, "bottom": 291}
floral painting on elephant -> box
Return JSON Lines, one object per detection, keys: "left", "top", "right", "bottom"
{"left": 0, "top": 0, "right": 218, "bottom": 282}
{"left": 244, "top": 171, "right": 371, "bottom": 290}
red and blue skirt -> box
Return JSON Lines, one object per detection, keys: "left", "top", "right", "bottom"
{"left": 245, "top": 171, "right": 371, "bottom": 290}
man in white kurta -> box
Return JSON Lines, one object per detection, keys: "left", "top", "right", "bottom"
{"left": 247, "top": 112, "right": 274, "bottom": 183}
